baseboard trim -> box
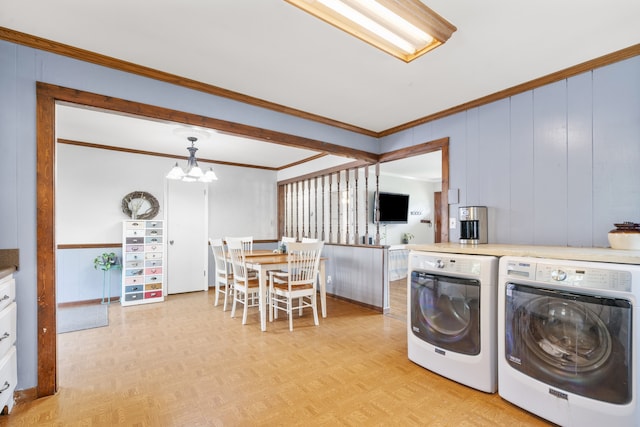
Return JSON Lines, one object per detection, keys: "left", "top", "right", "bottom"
{"left": 57, "top": 297, "right": 120, "bottom": 308}
{"left": 12, "top": 387, "right": 38, "bottom": 409}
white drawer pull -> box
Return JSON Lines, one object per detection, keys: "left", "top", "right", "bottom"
{"left": 0, "top": 295, "right": 9, "bottom": 301}
{"left": 0, "top": 381, "right": 9, "bottom": 393}
{"left": 0, "top": 332, "right": 9, "bottom": 342}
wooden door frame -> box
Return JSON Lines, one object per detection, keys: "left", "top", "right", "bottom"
{"left": 35, "top": 82, "right": 380, "bottom": 397}
{"left": 377, "top": 138, "right": 450, "bottom": 243}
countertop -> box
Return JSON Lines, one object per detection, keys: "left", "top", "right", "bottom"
{"left": 407, "top": 243, "right": 640, "bottom": 265}
{"left": 0, "top": 248, "right": 19, "bottom": 280}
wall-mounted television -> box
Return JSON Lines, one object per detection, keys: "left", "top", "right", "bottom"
{"left": 375, "top": 192, "right": 410, "bottom": 223}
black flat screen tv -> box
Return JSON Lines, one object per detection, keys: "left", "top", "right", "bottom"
{"left": 375, "top": 192, "right": 409, "bottom": 223}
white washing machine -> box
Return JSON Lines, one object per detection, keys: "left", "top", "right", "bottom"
{"left": 407, "top": 251, "right": 498, "bottom": 393}
{"left": 498, "top": 256, "right": 640, "bottom": 426}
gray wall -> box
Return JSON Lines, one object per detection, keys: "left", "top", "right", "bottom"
{"left": 382, "top": 56, "right": 640, "bottom": 247}
{"left": 1, "top": 38, "right": 639, "bottom": 391}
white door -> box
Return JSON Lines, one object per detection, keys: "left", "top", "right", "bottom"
{"left": 165, "top": 180, "right": 208, "bottom": 294}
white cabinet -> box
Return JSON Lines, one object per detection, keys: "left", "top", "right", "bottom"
{"left": 121, "top": 220, "right": 165, "bottom": 306}
{"left": 0, "top": 272, "right": 16, "bottom": 414}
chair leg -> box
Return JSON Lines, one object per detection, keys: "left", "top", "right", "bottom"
{"left": 289, "top": 296, "right": 294, "bottom": 331}
{"left": 214, "top": 281, "right": 220, "bottom": 306}
{"left": 312, "top": 293, "right": 319, "bottom": 326}
{"left": 222, "top": 284, "right": 227, "bottom": 311}
{"left": 242, "top": 290, "right": 249, "bottom": 325}
{"left": 231, "top": 288, "right": 237, "bottom": 318}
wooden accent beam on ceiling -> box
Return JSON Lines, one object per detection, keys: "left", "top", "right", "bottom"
{"left": 40, "top": 83, "right": 380, "bottom": 165}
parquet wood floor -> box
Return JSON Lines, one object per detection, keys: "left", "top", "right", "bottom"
{"left": 2, "top": 291, "right": 551, "bottom": 426}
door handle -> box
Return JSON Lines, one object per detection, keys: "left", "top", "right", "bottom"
{"left": 170, "top": 240, "right": 174, "bottom": 245}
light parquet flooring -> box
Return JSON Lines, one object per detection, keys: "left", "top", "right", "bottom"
{"left": 2, "top": 291, "right": 551, "bottom": 426}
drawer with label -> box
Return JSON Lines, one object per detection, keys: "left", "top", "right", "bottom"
{"left": 145, "top": 244, "right": 162, "bottom": 253}
{"left": 144, "top": 290, "right": 162, "bottom": 299}
{"left": 145, "top": 259, "right": 163, "bottom": 268}
{"left": 145, "top": 275, "right": 161, "bottom": 284}
{"left": 126, "top": 260, "right": 143, "bottom": 269}
{"left": 125, "top": 269, "right": 144, "bottom": 277}
{"left": 125, "top": 253, "right": 143, "bottom": 262}
{"left": 145, "top": 228, "right": 163, "bottom": 237}
{"left": 125, "top": 277, "right": 143, "bottom": 286}
{"left": 145, "top": 267, "right": 162, "bottom": 275}
{"left": 125, "top": 284, "right": 144, "bottom": 293}
{"left": 145, "top": 283, "right": 162, "bottom": 291}
{"left": 124, "top": 292, "right": 143, "bottom": 302}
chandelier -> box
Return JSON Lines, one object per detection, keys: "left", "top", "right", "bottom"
{"left": 166, "top": 136, "right": 218, "bottom": 182}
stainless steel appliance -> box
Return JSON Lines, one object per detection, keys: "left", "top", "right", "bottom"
{"left": 459, "top": 206, "right": 487, "bottom": 244}
{"left": 498, "top": 256, "right": 640, "bottom": 426}
{"left": 408, "top": 251, "right": 498, "bottom": 393}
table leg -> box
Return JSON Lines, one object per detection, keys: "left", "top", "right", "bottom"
{"left": 260, "top": 268, "right": 267, "bottom": 331}
{"left": 319, "top": 260, "right": 327, "bottom": 318}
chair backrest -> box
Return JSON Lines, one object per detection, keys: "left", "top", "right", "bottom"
{"left": 301, "top": 237, "right": 318, "bottom": 243}
{"left": 286, "top": 241, "right": 324, "bottom": 287}
{"left": 281, "top": 236, "right": 296, "bottom": 243}
{"left": 226, "top": 236, "right": 253, "bottom": 252}
{"left": 210, "top": 238, "right": 230, "bottom": 278}
{"left": 227, "top": 238, "right": 251, "bottom": 282}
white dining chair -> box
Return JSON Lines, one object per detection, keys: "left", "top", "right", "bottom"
{"left": 301, "top": 237, "right": 318, "bottom": 243}
{"left": 209, "top": 238, "right": 233, "bottom": 311}
{"left": 227, "top": 238, "right": 260, "bottom": 324}
{"left": 268, "top": 241, "right": 324, "bottom": 331}
{"left": 225, "top": 236, "right": 253, "bottom": 253}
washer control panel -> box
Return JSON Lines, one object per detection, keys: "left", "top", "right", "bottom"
{"left": 410, "top": 253, "right": 482, "bottom": 276}
{"left": 503, "top": 259, "right": 632, "bottom": 292}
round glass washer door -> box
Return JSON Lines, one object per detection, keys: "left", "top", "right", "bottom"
{"left": 522, "top": 298, "right": 612, "bottom": 373}
{"left": 419, "top": 282, "right": 472, "bottom": 338}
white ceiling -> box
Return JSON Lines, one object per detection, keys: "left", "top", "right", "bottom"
{"left": 3, "top": 0, "right": 639, "bottom": 180}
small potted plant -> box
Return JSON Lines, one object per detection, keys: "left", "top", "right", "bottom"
{"left": 94, "top": 252, "right": 118, "bottom": 271}
{"left": 401, "top": 233, "right": 414, "bottom": 244}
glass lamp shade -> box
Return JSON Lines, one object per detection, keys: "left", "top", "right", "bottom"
{"left": 200, "top": 168, "right": 218, "bottom": 182}
{"left": 186, "top": 165, "right": 203, "bottom": 178}
{"left": 166, "top": 162, "right": 185, "bottom": 180}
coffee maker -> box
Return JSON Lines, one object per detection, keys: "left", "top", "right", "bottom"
{"left": 459, "top": 206, "right": 488, "bottom": 244}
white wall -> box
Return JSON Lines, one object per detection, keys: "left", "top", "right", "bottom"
{"left": 56, "top": 144, "right": 277, "bottom": 244}
{"left": 377, "top": 176, "right": 440, "bottom": 245}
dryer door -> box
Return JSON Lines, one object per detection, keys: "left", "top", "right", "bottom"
{"left": 410, "top": 271, "right": 480, "bottom": 355}
{"left": 504, "top": 283, "right": 632, "bottom": 404}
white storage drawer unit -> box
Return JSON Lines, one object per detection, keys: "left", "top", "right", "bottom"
{"left": 121, "top": 220, "right": 166, "bottom": 306}
{"left": 0, "top": 271, "right": 16, "bottom": 414}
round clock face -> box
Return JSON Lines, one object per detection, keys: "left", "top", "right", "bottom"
{"left": 121, "top": 191, "right": 159, "bottom": 220}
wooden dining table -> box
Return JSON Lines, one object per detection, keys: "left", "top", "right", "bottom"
{"left": 240, "top": 250, "right": 328, "bottom": 331}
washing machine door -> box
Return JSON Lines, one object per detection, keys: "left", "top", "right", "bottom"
{"left": 504, "top": 283, "right": 632, "bottom": 404}
{"left": 410, "top": 271, "right": 480, "bottom": 355}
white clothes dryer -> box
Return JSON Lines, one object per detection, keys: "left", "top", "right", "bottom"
{"left": 407, "top": 251, "right": 498, "bottom": 393}
{"left": 498, "top": 256, "right": 640, "bottom": 426}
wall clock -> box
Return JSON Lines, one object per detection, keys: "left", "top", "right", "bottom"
{"left": 121, "top": 191, "right": 160, "bottom": 220}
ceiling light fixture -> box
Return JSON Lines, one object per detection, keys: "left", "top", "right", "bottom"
{"left": 285, "top": 0, "right": 456, "bottom": 62}
{"left": 166, "top": 136, "right": 218, "bottom": 183}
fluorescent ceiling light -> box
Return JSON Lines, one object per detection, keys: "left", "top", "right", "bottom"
{"left": 285, "top": 0, "right": 456, "bottom": 62}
